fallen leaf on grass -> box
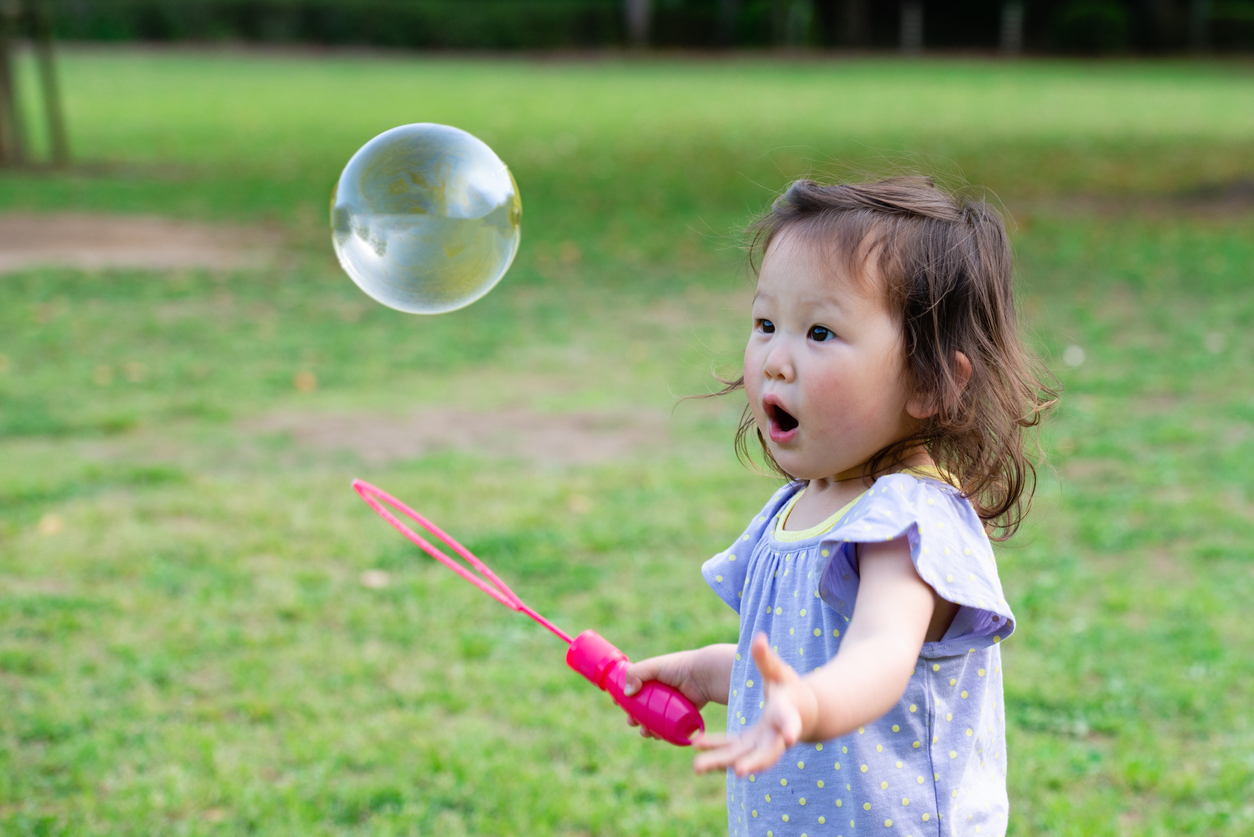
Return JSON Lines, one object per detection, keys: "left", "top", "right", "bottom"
{"left": 38, "top": 514, "right": 64, "bottom": 535}
{"left": 293, "top": 370, "right": 317, "bottom": 392}
{"left": 360, "top": 569, "right": 390, "bottom": 589}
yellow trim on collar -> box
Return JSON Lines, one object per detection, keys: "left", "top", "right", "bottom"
{"left": 774, "top": 489, "right": 866, "bottom": 542}
{"left": 773, "top": 466, "right": 956, "bottom": 542}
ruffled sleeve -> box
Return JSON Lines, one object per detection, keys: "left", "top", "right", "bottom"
{"left": 702, "top": 481, "right": 802, "bottom": 613}
{"left": 815, "top": 473, "right": 1015, "bottom": 657}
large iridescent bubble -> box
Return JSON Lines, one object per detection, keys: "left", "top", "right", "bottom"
{"left": 331, "top": 124, "right": 521, "bottom": 314}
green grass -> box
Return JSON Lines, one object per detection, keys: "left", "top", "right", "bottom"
{"left": 1, "top": 49, "right": 1253, "bottom": 836}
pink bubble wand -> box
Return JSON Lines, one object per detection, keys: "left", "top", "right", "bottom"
{"left": 351, "top": 479, "right": 705, "bottom": 747}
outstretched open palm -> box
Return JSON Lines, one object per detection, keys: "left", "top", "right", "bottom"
{"left": 693, "top": 632, "right": 817, "bottom": 776}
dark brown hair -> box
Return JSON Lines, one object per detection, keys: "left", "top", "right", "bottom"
{"left": 723, "top": 176, "right": 1056, "bottom": 540}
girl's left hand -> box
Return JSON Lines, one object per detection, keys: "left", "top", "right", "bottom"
{"left": 692, "top": 632, "right": 818, "bottom": 776}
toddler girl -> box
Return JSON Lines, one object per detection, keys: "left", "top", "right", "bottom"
{"left": 623, "top": 177, "right": 1053, "bottom": 836}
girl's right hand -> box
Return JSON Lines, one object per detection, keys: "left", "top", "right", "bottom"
{"left": 622, "top": 644, "right": 736, "bottom": 739}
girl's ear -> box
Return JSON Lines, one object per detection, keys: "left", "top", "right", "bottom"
{"left": 954, "top": 351, "right": 973, "bottom": 391}
{"left": 907, "top": 351, "right": 972, "bottom": 420}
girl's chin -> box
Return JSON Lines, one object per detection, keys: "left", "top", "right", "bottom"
{"left": 767, "top": 448, "right": 808, "bottom": 475}
{"left": 769, "top": 450, "right": 866, "bottom": 484}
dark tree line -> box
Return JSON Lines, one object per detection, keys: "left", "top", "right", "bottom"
{"left": 45, "top": 0, "right": 1254, "bottom": 52}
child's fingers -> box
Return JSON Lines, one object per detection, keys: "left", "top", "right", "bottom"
{"left": 695, "top": 732, "right": 756, "bottom": 768}
{"left": 625, "top": 713, "right": 657, "bottom": 738}
{"left": 733, "top": 732, "right": 789, "bottom": 776}
{"left": 693, "top": 734, "right": 758, "bottom": 774}
{"left": 627, "top": 718, "right": 656, "bottom": 739}
{"left": 622, "top": 658, "right": 661, "bottom": 697}
{"left": 623, "top": 651, "right": 703, "bottom": 700}
{"left": 699, "top": 725, "right": 786, "bottom": 776}
{"left": 692, "top": 732, "right": 732, "bottom": 750}
{"left": 778, "top": 705, "right": 803, "bottom": 745}
{"left": 690, "top": 638, "right": 802, "bottom": 776}
{"left": 750, "top": 632, "right": 792, "bottom": 685}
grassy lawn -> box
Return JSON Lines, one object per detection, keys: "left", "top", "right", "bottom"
{"left": 1, "top": 50, "right": 1252, "bottom": 836}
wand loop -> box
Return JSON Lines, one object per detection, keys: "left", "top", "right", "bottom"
{"left": 351, "top": 479, "right": 704, "bottom": 745}
{"left": 352, "top": 479, "right": 574, "bottom": 645}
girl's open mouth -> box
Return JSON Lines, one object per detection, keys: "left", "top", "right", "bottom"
{"left": 766, "top": 402, "right": 799, "bottom": 442}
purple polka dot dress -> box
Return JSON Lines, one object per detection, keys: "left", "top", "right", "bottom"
{"left": 702, "top": 472, "right": 1015, "bottom": 837}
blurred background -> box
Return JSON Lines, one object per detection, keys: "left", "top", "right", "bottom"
{"left": 29, "top": 0, "right": 1254, "bottom": 53}
{"left": 0, "top": 1, "right": 1251, "bottom": 836}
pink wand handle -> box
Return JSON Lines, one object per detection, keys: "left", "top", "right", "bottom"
{"left": 566, "top": 630, "right": 705, "bottom": 747}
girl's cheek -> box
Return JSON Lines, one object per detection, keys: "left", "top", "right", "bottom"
{"left": 743, "top": 376, "right": 767, "bottom": 426}
{"left": 743, "top": 348, "right": 762, "bottom": 392}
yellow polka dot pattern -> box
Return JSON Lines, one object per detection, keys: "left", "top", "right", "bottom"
{"left": 706, "top": 475, "right": 1014, "bottom": 836}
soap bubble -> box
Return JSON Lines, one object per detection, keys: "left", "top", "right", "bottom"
{"left": 331, "top": 124, "right": 522, "bottom": 315}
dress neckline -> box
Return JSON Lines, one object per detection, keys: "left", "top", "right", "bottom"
{"left": 772, "top": 466, "right": 956, "bottom": 542}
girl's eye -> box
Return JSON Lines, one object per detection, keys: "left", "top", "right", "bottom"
{"left": 757, "top": 319, "right": 775, "bottom": 334}
{"left": 809, "top": 325, "right": 834, "bottom": 342}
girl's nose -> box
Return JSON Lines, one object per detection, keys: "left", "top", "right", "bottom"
{"left": 762, "top": 342, "right": 795, "bottom": 382}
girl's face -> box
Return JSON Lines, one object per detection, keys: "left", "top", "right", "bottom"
{"left": 744, "top": 230, "right": 919, "bottom": 483}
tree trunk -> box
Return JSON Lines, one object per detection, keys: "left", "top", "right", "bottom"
{"left": 625, "top": 0, "right": 650, "bottom": 48}
{"left": 1189, "top": 0, "right": 1211, "bottom": 52}
{"left": 844, "top": 0, "right": 867, "bottom": 46}
{"left": 0, "top": 5, "right": 24, "bottom": 167}
{"left": 779, "top": 0, "right": 814, "bottom": 47}
{"left": 900, "top": 0, "right": 923, "bottom": 54}
{"left": 33, "top": 0, "right": 68, "bottom": 166}
{"left": 999, "top": 1, "right": 1024, "bottom": 55}
{"left": 718, "top": 0, "right": 738, "bottom": 46}
{"left": 1148, "top": 0, "right": 1179, "bottom": 50}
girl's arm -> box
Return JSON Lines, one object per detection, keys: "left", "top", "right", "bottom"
{"left": 621, "top": 644, "right": 737, "bottom": 735}
{"left": 692, "top": 536, "right": 939, "bottom": 775}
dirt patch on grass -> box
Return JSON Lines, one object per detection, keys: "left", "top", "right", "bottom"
{"left": 0, "top": 213, "right": 283, "bottom": 273}
{"left": 1061, "top": 457, "right": 1128, "bottom": 484}
{"left": 245, "top": 407, "right": 669, "bottom": 466}
{"left": 1017, "top": 178, "right": 1254, "bottom": 220}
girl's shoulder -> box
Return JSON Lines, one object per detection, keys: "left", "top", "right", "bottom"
{"left": 850, "top": 468, "right": 985, "bottom": 542}
{"left": 819, "top": 470, "right": 1015, "bottom": 656}
{"left": 722, "top": 480, "right": 807, "bottom": 553}
{"left": 700, "top": 481, "right": 803, "bottom": 612}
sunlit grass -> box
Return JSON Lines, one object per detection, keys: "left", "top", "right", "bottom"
{"left": 1, "top": 50, "right": 1252, "bottom": 836}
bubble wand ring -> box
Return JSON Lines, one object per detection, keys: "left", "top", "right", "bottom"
{"left": 352, "top": 479, "right": 705, "bottom": 747}
{"left": 352, "top": 479, "right": 572, "bottom": 643}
